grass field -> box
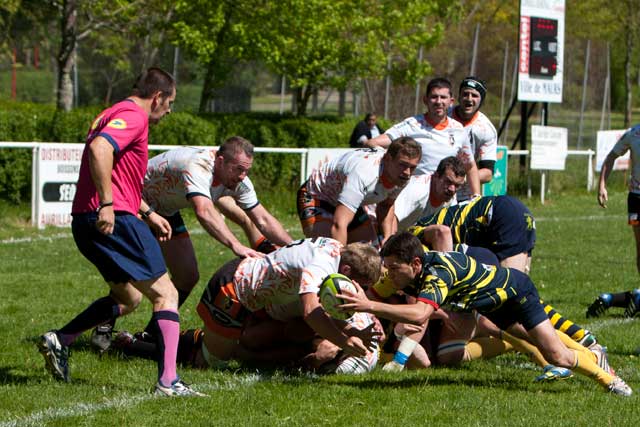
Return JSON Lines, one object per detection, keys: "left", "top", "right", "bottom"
{"left": 0, "top": 190, "right": 639, "bottom": 426}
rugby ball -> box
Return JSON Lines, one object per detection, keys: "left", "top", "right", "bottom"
{"left": 319, "top": 273, "right": 357, "bottom": 320}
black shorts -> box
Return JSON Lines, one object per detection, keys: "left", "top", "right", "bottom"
{"left": 627, "top": 192, "right": 640, "bottom": 226}
{"left": 297, "top": 182, "right": 371, "bottom": 231}
{"left": 162, "top": 212, "right": 188, "bottom": 236}
{"left": 488, "top": 196, "right": 536, "bottom": 260}
{"left": 482, "top": 269, "right": 548, "bottom": 331}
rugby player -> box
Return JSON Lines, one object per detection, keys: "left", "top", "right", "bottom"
{"left": 92, "top": 137, "right": 293, "bottom": 349}
{"left": 366, "top": 77, "right": 481, "bottom": 226}
{"left": 37, "top": 68, "right": 203, "bottom": 396}
{"left": 195, "top": 238, "right": 382, "bottom": 368}
{"left": 411, "top": 195, "right": 597, "bottom": 347}
{"left": 449, "top": 77, "right": 498, "bottom": 202}
{"left": 394, "top": 156, "right": 466, "bottom": 231}
{"left": 297, "top": 137, "right": 420, "bottom": 248}
{"left": 339, "top": 232, "right": 633, "bottom": 396}
{"left": 592, "top": 125, "right": 640, "bottom": 318}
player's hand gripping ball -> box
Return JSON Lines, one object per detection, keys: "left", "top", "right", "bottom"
{"left": 319, "top": 273, "right": 357, "bottom": 320}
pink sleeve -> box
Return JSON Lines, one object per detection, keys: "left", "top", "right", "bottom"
{"left": 96, "top": 109, "right": 146, "bottom": 153}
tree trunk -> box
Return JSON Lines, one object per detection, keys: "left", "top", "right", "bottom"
{"left": 56, "top": 0, "right": 77, "bottom": 112}
{"left": 199, "top": 58, "right": 217, "bottom": 113}
{"left": 295, "top": 85, "right": 315, "bottom": 116}
{"left": 625, "top": 29, "right": 632, "bottom": 128}
{"left": 338, "top": 89, "right": 346, "bottom": 117}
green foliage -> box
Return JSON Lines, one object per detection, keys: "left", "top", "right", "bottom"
{"left": 0, "top": 103, "right": 358, "bottom": 201}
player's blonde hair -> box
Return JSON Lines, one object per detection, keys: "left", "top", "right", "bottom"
{"left": 340, "top": 243, "right": 381, "bottom": 286}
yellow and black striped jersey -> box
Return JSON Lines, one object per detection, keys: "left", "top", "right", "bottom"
{"left": 412, "top": 196, "right": 495, "bottom": 246}
{"left": 404, "top": 250, "right": 516, "bottom": 311}
{"left": 371, "top": 243, "right": 471, "bottom": 300}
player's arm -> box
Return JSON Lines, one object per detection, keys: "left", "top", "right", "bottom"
{"left": 245, "top": 204, "right": 293, "bottom": 246}
{"left": 364, "top": 133, "right": 392, "bottom": 149}
{"left": 138, "top": 199, "right": 172, "bottom": 241}
{"left": 88, "top": 136, "right": 115, "bottom": 235}
{"left": 598, "top": 150, "right": 620, "bottom": 208}
{"left": 300, "top": 292, "right": 368, "bottom": 357}
{"left": 339, "top": 284, "right": 434, "bottom": 325}
{"left": 464, "top": 160, "right": 481, "bottom": 196}
{"left": 415, "top": 224, "right": 453, "bottom": 251}
{"left": 478, "top": 160, "right": 495, "bottom": 184}
{"left": 376, "top": 198, "right": 397, "bottom": 245}
{"left": 189, "top": 195, "right": 264, "bottom": 258}
{"left": 331, "top": 203, "right": 356, "bottom": 246}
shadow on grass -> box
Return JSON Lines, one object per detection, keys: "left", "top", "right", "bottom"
{"left": 0, "top": 366, "right": 41, "bottom": 385}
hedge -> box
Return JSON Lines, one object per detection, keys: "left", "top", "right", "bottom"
{"left": 0, "top": 102, "right": 361, "bottom": 202}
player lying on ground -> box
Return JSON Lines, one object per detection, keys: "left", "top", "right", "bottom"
{"left": 113, "top": 310, "right": 380, "bottom": 375}
{"left": 337, "top": 232, "right": 632, "bottom": 396}
{"left": 114, "top": 239, "right": 383, "bottom": 372}
{"left": 372, "top": 244, "right": 600, "bottom": 380}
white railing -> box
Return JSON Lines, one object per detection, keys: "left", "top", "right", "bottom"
{"left": 0, "top": 142, "right": 597, "bottom": 224}
{"left": 504, "top": 148, "right": 596, "bottom": 203}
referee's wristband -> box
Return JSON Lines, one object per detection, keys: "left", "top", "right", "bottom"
{"left": 140, "top": 207, "right": 155, "bottom": 219}
{"left": 97, "top": 201, "right": 113, "bottom": 212}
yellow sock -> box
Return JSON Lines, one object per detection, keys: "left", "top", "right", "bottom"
{"left": 572, "top": 350, "right": 615, "bottom": 388}
{"left": 501, "top": 331, "right": 548, "bottom": 368}
{"left": 465, "top": 337, "right": 513, "bottom": 361}
{"left": 556, "top": 330, "right": 597, "bottom": 362}
{"left": 543, "top": 301, "right": 587, "bottom": 342}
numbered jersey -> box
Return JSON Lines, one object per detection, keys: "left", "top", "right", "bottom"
{"left": 234, "top": 237, "right": 343, "bottom": 321}
{"left": 385, "top": 115, "right": 473, "bottom": 175}
{"left": 304, "top": 148, "right": 405, "bottom": 212}
{"left": 143, "top": 147, "right": 259, "bottom": 216}
{"left": 611, "top": 125, "right": 640, "bottom": 193}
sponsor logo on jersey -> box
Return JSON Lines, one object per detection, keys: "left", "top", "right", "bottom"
{"left": 106, "top": 118, "right": 127, "bottom": 129}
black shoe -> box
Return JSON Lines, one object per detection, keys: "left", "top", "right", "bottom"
{"left": 586, "top": 294, "right": 612, "bottom": 318}
{"left": 90, "top": 324, "right": 113, "bottom": 353}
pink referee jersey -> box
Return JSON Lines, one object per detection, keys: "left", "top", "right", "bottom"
{"left": 72, "top": 99, "right": 149, "bottom": 215}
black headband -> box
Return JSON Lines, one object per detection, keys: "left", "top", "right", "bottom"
{"left": 460, "top": 77, "right": 487, "bottom": 103}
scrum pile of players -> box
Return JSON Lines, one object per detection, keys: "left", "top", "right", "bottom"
{"left": 39, "top": 74, "right": 633, "bottom": 397}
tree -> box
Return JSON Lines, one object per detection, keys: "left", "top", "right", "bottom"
{"left": 172, "top": 0, "right": 246, "bottom": 113}
{"left": 567, "top": 0, "right": 639, "bottom": 127}
{"left": 243, "top": 0, "right": 458, "bottom": 116}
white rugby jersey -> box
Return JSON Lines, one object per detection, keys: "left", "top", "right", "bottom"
{"left": 234, "top": 237, "right": 343, "bottom": 321}
{"left": 611, "top": 125, "right": 640, "bottom": 194}
{"left": 305, "top": 148, "right": 405, "bottom": 212}
{"left": 385, "top": 115, "right": 473, "bottom": 175}
{"left": 451, "top": 109, "right": 498, "bottom": 200}
{"left": 394, "top": 173, "right": 455, "bottom": 230}
{"left": 143, "top": 147, "right": 259, "bottom": 216}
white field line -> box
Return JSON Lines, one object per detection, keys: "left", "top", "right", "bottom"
{"left": 0, "top": 216, "right": 622, "bottom": 246}
{"left": 0, "top": 374, "right": 263, "bottom": 427}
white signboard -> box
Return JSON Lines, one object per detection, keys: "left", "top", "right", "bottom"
{"left": 34, "top": 143, "right": 84, "bottom": 229}
{"left": 518, "top": 0, "right": 565, "bottom": 103}
{"left": 530, "top": 125, "right": 567, "bottom": 170}
{"left": 305, "top": 148, "right": 352, "bottom": 180}
{"left": 596, "top": 129, "right": 630, "bottom": 172}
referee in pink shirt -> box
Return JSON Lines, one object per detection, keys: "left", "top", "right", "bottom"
{"left": 37, "top": 68, "right": 204, "bottom": 397}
